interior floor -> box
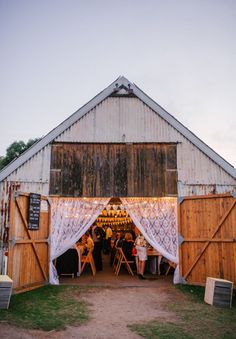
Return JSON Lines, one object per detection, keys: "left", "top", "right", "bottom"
{"left": 59, "top": 252, "right": 174, "bottom": 287}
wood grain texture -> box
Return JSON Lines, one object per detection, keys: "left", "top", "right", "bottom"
{"left": 179, "top": 194, "right": 236, "bottom": 285}
{"left": 8, "top": 193, "right": 50, "bottom": 292}
{"left": 49, "top": 143, "right": 177, "bottom": 197}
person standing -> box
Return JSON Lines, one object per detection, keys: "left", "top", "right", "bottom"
{"left": 104, "top": 225, "right": 113, "bottom": 254}
{"left": 122, "top": 232, "right": 134, "bottom": 262}
{"left": 135, "top": 233, "right": 147, "bottom": 279}
{"left": 91, "top": 223, "right": 104, "bottom": 271}
{"left": 130, "top": 224, "right": 136, "bottom": 243}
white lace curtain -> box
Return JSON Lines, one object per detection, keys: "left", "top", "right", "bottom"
{"left": 49, "top": 197, "right": 109, "bottom": 284}
{"left": 120, "top": 197, "right": 179, "bottom": 282}
{"left": 49, "top": 196, "right": 180, "bottom": 284}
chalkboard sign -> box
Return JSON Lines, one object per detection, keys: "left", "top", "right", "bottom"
{"left": 28, "top": 193, "right": 41, "bottom": 230}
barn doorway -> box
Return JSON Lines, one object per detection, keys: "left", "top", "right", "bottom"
{"left": 49, "top": 142, "right": 179, "bottom": 284}
{"left": 50, "top": 197, "right": 178, "bottom": 284}
{"left": 8, "top": 192, "right": 236, "bottom": 292}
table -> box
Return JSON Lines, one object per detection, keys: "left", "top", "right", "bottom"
{"left": 56, "top": 249, "right": 78, "bottom": 278}
{"left": 147, "top": 248, "right": 162, "bottom": 275}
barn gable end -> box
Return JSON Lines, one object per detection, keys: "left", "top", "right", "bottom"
{"left": 0, "top": 76, "right": 235, "bottom": 196}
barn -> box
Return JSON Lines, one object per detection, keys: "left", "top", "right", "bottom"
{"left": 0, "top": 76, "right": 235, "bottom": 292}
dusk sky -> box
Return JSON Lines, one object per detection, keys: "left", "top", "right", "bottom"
{"left": 1, "top": 0, "right": 235, "bottom": 167}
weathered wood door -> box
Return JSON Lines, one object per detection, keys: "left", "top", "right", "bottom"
{"left": 178, "top": 193, "right": 236, "bottom": 285}
{"left": 49, "top": 142, "right": 177, "bottom": 197}
{"left": 8, "top": 192, "right": 50, "bottom": 293}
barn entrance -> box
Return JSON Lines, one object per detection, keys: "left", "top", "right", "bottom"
{"left": 7, "top": 142, "right": 179, "bottom": 290}
{"left": 7, "top": 192, "right": 236, "bottom": 292}
{"left": 50, "top": 196, "right": 178, "bottom": 285}
{"left": 48, "top": 142, "right": 179, "bottom": 284}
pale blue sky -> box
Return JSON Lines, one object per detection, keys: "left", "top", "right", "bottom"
{"left": 1, "top": 0, "right": 235, "bottom": 167}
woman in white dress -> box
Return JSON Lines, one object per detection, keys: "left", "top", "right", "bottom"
{"left": 135, "top": 233, "right": 147, "bottom": 279}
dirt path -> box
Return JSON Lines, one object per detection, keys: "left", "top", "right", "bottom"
{"left": 0, "top": 280, "right": 180, "bottom": 339}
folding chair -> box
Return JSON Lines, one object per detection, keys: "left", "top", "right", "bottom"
{"left": 80, "top": 248, "right": 96, "bottom": 276}
{"left": 114, "top": 248, "right": 135, "bottom": 276}
{"left": 165, "top": 260, "right": 176, "bottom": 275}
{"left": 112, "top": 247, "right": 122, "bottom": 272}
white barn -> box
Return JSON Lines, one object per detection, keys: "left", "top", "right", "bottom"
{"left": 0, "top": 76, "right": 236, "bottom": 284}
{"left": 0, "top": 76, "right": 235, "bottom": 198}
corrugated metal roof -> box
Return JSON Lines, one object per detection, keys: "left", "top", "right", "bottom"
{"left": 0, "top": 76, "right": 235, "bottom": 181}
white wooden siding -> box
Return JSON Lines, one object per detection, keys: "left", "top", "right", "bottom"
{"left": 6, "top": 146, "right": 51, "bottom": 184}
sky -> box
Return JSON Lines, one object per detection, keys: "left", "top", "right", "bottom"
{"left": 0, "top": 0, "right": 236, "bottom": 168}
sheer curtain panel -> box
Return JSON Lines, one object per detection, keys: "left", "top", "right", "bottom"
{"left": 50, "top": 197, "right": 109, "bottom": 284}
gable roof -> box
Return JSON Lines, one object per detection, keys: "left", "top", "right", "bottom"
{"left": 0, "top": 76, "right": 236, "bottom": 181}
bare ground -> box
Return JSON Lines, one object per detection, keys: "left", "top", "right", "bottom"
{"left": 0, "top": 254, "right": 180, "bottom": 339}
{"left": 0, "top": 277, "right": 182, "bottom": 339}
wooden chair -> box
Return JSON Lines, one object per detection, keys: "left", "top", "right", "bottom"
{"left": 165, "top": 260, "right": 176, "bottom": 275}
{"left": 112, "top": 247, "right": 122, "bottom": 272}
{"left": 80, "top": 248, "right": 96, "bottom": 276}
{"left": 114, "top": 248, "right": 135, "bottom": 276}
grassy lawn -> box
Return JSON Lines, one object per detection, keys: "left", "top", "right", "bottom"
{"left": 0, "top": 285, "right": 89, "bottom": 331}
{"left": 128, "top": 284, "right": 236, "bottom": 339}
{"left": 1, "top": 283, "right": 236, "bottom": 337}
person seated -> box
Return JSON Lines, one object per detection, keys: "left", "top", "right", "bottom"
{"left": 110, "top": 232, "right": 124, "bottom": 266}
{"left": 114, "top": 232, "right": 124, "bottom": 247}
{"left": 113, "top": 232, "right": 119, "bottom": 246}
{"left": 75, "top": 238, "right": 84, "bottom": 257}
{"left": 76, "top": 232, "right": 94, "bottom": 256}
{"left": 83, "top": 231, "right": 94, "bottom": 255}
{"left": 122, "top": 232, "right": 134, "bottom": 262}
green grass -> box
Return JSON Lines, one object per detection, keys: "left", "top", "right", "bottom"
{"left": 1, "top": 283, "right": 236, "bottom": 337}
{"left": 0, "top": 285, "right": 89, "bottom": 331}
{"left": 129, "top": 285, "right": 236, "bottom": 339}
{"left": 175, "top": 283, "right": 205, "bottom": 301}
{"left": 128, "top": 321, "right": 192, "bottom": 339}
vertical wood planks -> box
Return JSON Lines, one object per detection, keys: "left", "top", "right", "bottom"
{"left": 179, "top": 194, "right": 236, "bottom": 286}
{"left": 8, "top": 193, "right": 50, "bottom": 292}
{"left": 49, "top": 143, "right": 178, "bottom": 197}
